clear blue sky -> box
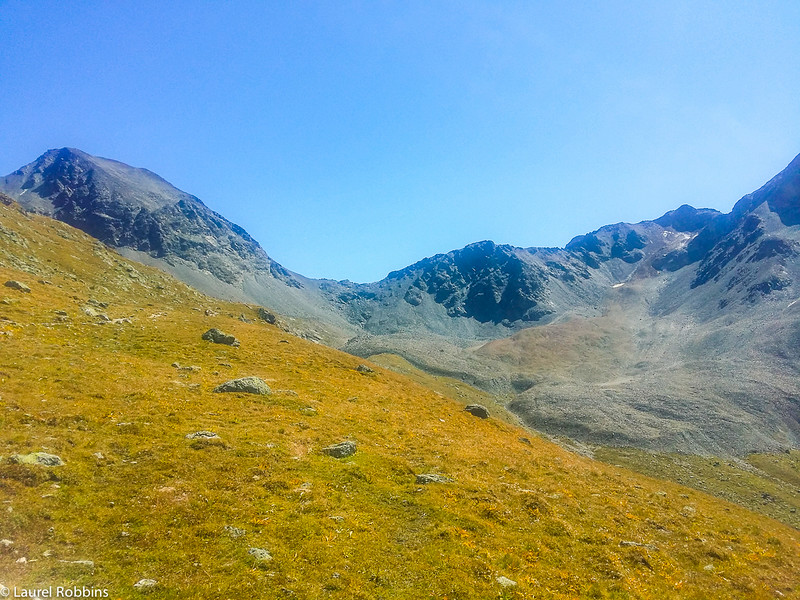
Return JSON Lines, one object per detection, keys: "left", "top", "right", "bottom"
{"left": 1, "top": 1, "right": 799, "bottom": 282}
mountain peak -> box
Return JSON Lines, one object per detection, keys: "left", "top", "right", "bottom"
{"left": 0, "top": 148, "right": 301, "bottom": 291}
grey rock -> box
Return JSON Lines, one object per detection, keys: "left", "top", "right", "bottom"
{"left": 133, "top": 579, "right": 157, "bottom": 590}
{"left": 415, "top": 473, "right": 454, "bottom": 484}
{"left": 496, "top": 576, "right": 517, "bottom": 588}
{"left": 322, "top": 441, "right": 357, "bottom": 458}
{"left": 212, "top": 376, "right": 271, "bottom": 395}
{"left": 185, "top": 431, "right": 219, "bottom": 440}
{"left": 464, "top": 404, "right": 490, "bottom": 419}
{"left": 223, "top": 525, "right": 246, "bottom": 539}
{"left": 238, "top": 314, "right": 253, "bottom": 323}
{"left": 4, "top": 280, "right": 30, "bottom": 293}
{"left": 9, "top": 452, "right": 65, "bottom": 466}
{"left": 257, "top": 307, "right": 277, "bottom": 324}
{"left": 201, "top": 328, "right": 240, "bottom": 347}
{"left": 248, "top": 547, "right": 272, "bottom": 562}
{"left": 59, "top": 560, "right": 95, "bottom": 569}
{"left": 82, "top": 306, "right": 110, "bottom": 320}
{"left": 620, "top": 540, "right": 658, "bottom": 550}
{"left": 355, "top": 364, "right": 374, "bottom": 374}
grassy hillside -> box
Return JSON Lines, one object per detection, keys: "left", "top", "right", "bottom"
{"left": 0, "top": 200, "right": 798, "bottom": 599}
{"left": 595, "top": 448, "right": 800, "bottom": 530}
{"left": 368, "top": 353, "right": 800, "bottom": 530}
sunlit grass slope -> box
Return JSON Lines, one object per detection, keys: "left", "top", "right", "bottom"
{"left": 0, "top": 201, "right": 798, "bottom": 599}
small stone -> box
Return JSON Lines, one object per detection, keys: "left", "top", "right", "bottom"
{"left": 223, "top": 525, "right": 246, "bottom": 539}
{"left": 704, "top": 564, "right": 715, "bottom": 572}
{"left": 9, "top": 452, "right": 65, "bottom": 466}
{"left": 201, "top": 328, "right": 240, "bottom": 347}
{"left": 322, "top": 441, "right": 357, "bottom": 458}
{"left": 518, "top": 437, "right": 532, "bottom": 445}
{"left": 415, "top": 473, "right": 454, "bottom": 484}
{"left": 239, "top": 314, "right": 253, "bottom": 323}
{"left": 464, "top": 404, "right": 490, "bottom": 419}
{"left": 59, "top": 559, "right": 95, "bottom": 569}
{"left": 355, "top": 364, "right": 374, "bottom": 374}
{"left": 185, "top": 431, "right": 220, "bottom": 440}
{"left": 0, "top": 539, "right": 13, "bottom": 547}
{"left": 248, "top": 547, "right": 272, "bottom": 562}
{"left": 16, "top": 556, "right": 27, "bottom": 563}
{"left": 4, "top": 280, "right": 30, "bottom": 293}
{"left": 496, "top": 576, "right": 517, "bottom": 588}
{"left": 212, "top": 377, "right": 271, "bottom": 395}
{"left": 133, "top": 579, "right": 157, "bottom": 590}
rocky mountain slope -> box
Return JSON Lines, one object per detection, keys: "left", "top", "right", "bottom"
{"left": 0, "top": 148, "right": 357, "bottom": 344}
{"left": 3, "top": 148, "right": 800, "bottom": 456}
{"left": 0, "top": 195, "right": 798, "bottom": 599}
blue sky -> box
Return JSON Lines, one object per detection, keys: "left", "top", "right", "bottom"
{"left": 1, "top": 1, "right": 799, "bottom": 282}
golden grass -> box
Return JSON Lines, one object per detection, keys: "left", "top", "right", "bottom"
{"left": 0, "top": 202, "right": 798, "bottom": 599}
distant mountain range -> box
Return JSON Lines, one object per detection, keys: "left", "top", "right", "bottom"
{"left": 3, "top": 147, "right": 799, "bottom": 455}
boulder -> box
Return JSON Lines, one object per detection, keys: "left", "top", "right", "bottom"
{"left": 464, "top": 404, "right": 490, "bottom": 419}
{"left": 356, "top": 364, "right": 374, "bottom": 374}
{"left": 223, "top": 525, "right": 246, "bottom": 539}
{"left": 201, "top": 328, "right": 240, "bottom": 347}
{"left": 415, "top": 473, "right": 454, "bottom": 484}
{"left": 212, "top": 377, "right": 271, "bottom": 395}
{"left": 133, "top": 579, "right": 157, "bottom": 590}
{"left": 248, "top": 547, "right": 272, "bottom": 562}
{"left": 322, "top": 441, "right": 357, "bottom": 458}
{"left": 185, "top": 431, "right": 220, "bottom": 440}
{"left": 4, "top": 280, "right": 30, "bottom": 293}
{"left": 496, "top": 576, "right": 517, "bottom": 588}
{"left": 257, "top": 308, "right": 277, "bottom": 324}
{"left": 9, "top": 452, "right": 65, "bottom": 466}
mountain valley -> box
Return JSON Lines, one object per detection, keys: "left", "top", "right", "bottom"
{"left": 0, "top": 177, "right": 798, "bottom": 598}
{"left": 3, "top": 148, "right": 799, "bottom": 456}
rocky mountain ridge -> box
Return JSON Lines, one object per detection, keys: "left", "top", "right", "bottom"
{"left": 3, "top": 147, "right": 800, "bottom": 455}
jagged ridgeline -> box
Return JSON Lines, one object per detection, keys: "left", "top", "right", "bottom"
{"left": 4, "top": 148, "right": 800, "bottom": 456}
{"left": 0, "top": 190, "right": 798, "bottom": 598}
